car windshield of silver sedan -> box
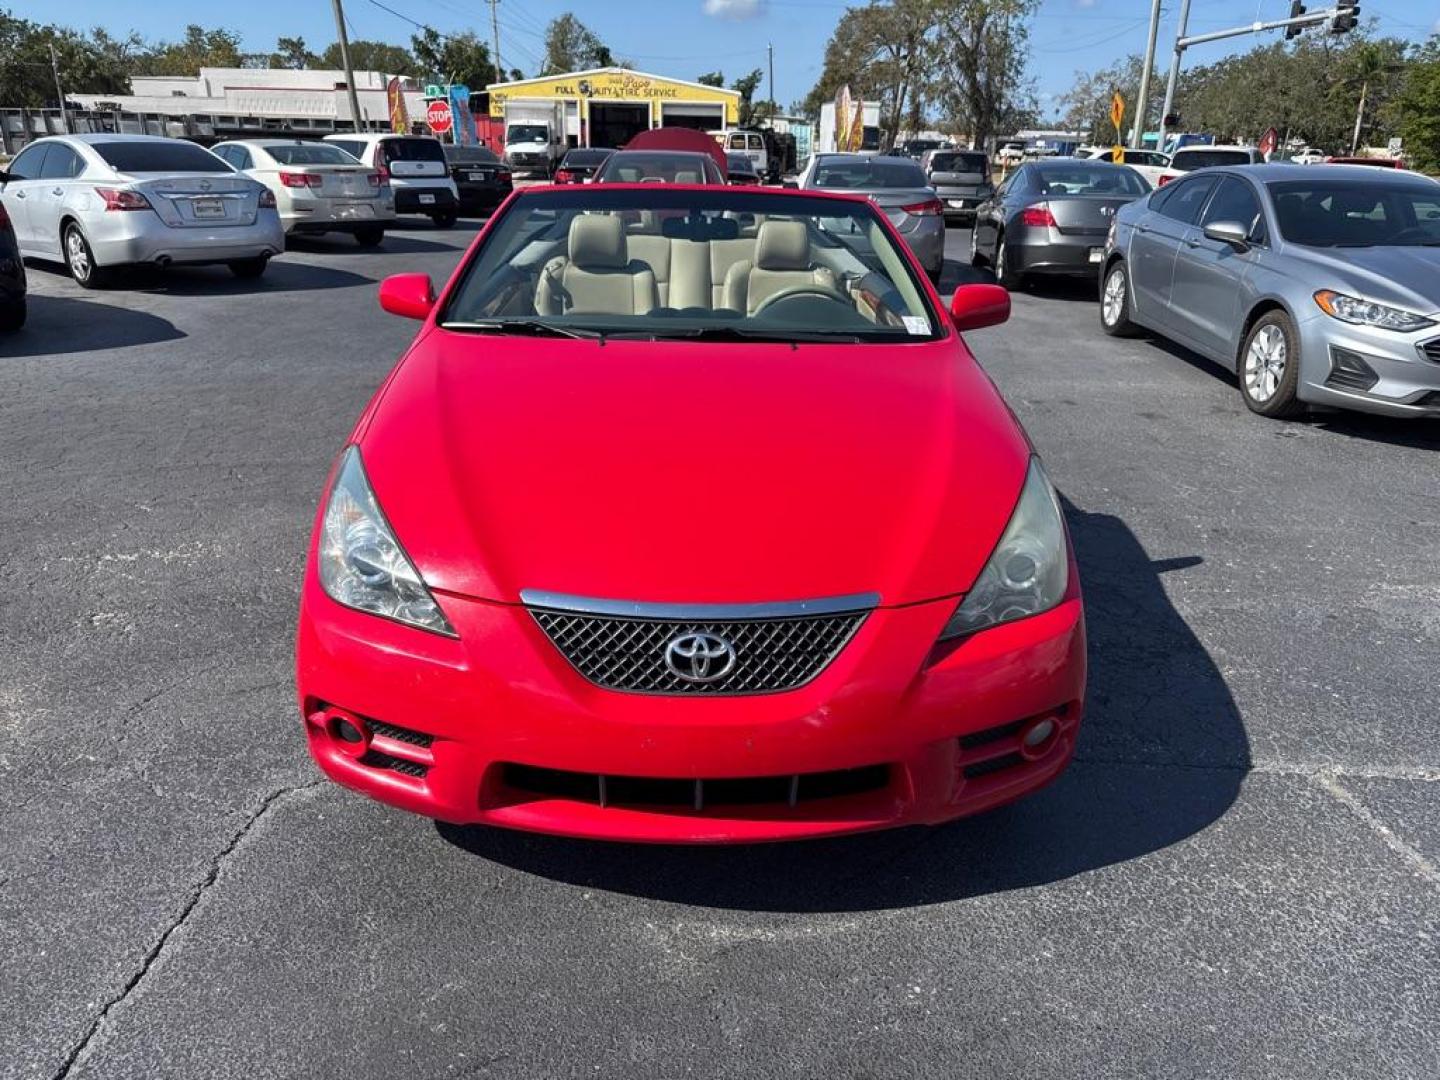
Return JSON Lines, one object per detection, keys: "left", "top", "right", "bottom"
{"left": 439, "top": 189, "right": 940, "bottom": 342}
{"left": 1268, "top": 180, "right": 1440, "bottom": 247}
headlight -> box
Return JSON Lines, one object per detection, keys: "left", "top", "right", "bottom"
{"left": 1313, "top": 290, "right": 1436, "bottom": 332}
{"left": 939, "top": 459, "right": 1069, "bottom": 640}
{"left": 318, "top": 446, "right": 455, "bottom": 636}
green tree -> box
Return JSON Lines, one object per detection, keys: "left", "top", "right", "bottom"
{"left": 732, "top": 68, "right": 765, "bottom": 124}
{"left": 270, "top": 36, "right": 317, "bottom": 70}
{"left": 928, "top": 0, "right": 1038, "bottom": 149}
{"left": 539, "top": 13, "right": 613, "bottom": 75}
{"left": 1059, "top": 54, "right": 1161, "bottom": 144}
{"left": 139, "top": 24, "right": 243, "bottom": 75}
{"left": 321, "top": 40, "right": 417, "bottom": 75}
{"left": 0, "top": 11, "right": 139, "bottom": 107}
{"left": 1390, "top": 35, "right": 1440, "bottom": 171}
{"left": 696, "top": 70, "right": 725, "bottom": 87}
{"left": 410, "top": 28, "right": 495, "bottom": 88}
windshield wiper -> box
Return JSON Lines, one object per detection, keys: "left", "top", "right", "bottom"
{"left": 607, "top": 326, "right": 876, "bottom": 344}
{"left": 439, "top": 319, "right": 605, "bottom": 340}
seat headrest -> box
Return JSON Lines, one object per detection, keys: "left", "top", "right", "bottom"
{"left": 674, "top": 170, "right": 701, "bottom": 184}
{"left": 569, "top": 215, "right": 627, "bottom": 269}
{"left": 755, "top": 220, "right": 809, "bottom": 271}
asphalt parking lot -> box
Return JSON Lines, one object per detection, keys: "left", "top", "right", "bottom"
{"left": 2, "top": 219, "right": 1437, "bottom": 1079}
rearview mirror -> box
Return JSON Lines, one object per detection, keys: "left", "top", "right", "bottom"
{"left": 1203, "top": 220, "right": 1250, "bottom": 251}
{"left": 378, "top": 273, "right": 436, "bottom": 320}
{"left": 949, "top": 283, "right": 1011, "bottom": 332}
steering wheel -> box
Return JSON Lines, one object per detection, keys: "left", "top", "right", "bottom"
{"left": 751, "top": 284, "right": 853, "bottom": 317}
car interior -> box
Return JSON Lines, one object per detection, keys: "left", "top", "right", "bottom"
{"left": 445, "top": 206, "right": 933, "bottom": 334}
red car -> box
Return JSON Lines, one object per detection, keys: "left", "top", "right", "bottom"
{"left": 297, "top": 183, "right": 1086, "bottom": 843}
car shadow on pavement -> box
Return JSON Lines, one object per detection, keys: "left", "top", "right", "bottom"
{"left": 127, "top": 260, "right": 375, "bottom": 296}
{"left": 438, "top": 500, "right": 1251, "bottom": 913}
{"left": 284, "top": 233, "right": 470, "bottom": 256}
{"left": 0, "top": 294, "right": 185, "bottom": 357}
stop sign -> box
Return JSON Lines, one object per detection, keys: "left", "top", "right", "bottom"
{"left": 426, "top": 100, "right": 452, "bottom": 135}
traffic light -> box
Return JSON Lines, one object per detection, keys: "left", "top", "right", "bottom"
{"left": 1330, "top": 0, "right": 1360, "bottom": 33}
{"left": 1285, "top": 1, "right": 1306, "bottom": 40}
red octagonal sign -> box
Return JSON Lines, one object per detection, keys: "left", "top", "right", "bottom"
{"left": 426, "top": 100, "right": 453, "bottom": 135}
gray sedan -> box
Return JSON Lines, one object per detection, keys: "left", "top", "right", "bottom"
{"left": 1100, "top": 164, "right": 1440, "bottom": 420}
{"left": 971, "top": 159, "right": 1150, "bottom": 288}
{"left": 796, "top": 154, "right": 945, "bottom": 281}
{"left": 0, "top": 134, "right": 283, "bottom": 287}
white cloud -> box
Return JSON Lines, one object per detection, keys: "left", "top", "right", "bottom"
{"left": 704, "top": 0, "right": 766, "bottom": 19}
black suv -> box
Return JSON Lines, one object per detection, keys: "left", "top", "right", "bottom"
{"left": 0, "top": 181, "right": 25, "bottom": 331}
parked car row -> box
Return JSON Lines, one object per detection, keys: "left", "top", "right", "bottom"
{"left": 0, "top": 132, "right": 512, "bottom": 299}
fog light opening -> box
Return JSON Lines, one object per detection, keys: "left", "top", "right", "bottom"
{"left": 325, "top": 709, "right": 371, "bottom": 758}
{"left": 1019, "top": 716, "right": 1059, "bottom": 760}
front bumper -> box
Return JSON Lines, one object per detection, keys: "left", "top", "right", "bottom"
{"left": 86, "top": 212, "right": 284, "bottom": 268}
{"left": 1296, "top": 318, "right": 1440, "bottom": 418}
{"left": 296, "top": 575, "right": 1086, "bottom": 843}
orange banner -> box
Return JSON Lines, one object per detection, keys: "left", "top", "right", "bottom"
{"left": 387, "top": 77, "right": 409, "bottom": 134}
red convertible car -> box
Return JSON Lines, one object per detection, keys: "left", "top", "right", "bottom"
{"left": 297, "top": 183, "right": 1086, "bottom": 843}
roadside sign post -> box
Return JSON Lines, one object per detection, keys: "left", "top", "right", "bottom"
{"left": 1111, "top": 93, "right": 1126, "bottom": 163}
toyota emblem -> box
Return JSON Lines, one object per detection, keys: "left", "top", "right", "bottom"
{"left": 664, "top": 632, "right": 736, "bottom": 684}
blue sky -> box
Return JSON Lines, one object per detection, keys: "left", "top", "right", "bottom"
{"left": 15, "top": 0, "right": 1439, "bottom": 118}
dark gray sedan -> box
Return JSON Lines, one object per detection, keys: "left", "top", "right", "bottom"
{"left": 796, "top": 153, "right": 945, "bottom": 281}
{"left": 970, "top": 160, "right": 1150, "bottom": 288}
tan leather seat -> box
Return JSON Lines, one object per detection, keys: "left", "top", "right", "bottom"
{"left": 721, "top": 220, "right": 836, "bottom": 315}
{"left": 536, "top": 215, "right": 660, "bottom": 316}
{"left": 625, "top": 212, "right": 673, "bottom": 306}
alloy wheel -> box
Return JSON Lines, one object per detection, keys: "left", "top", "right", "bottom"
{"left": 1102, "top": 267, "right": 1126, "bottom": 326}
{"left": 1244, "top": 324, "right": 1287, "bottom": 402}
{"left": 65, "top": 228, "right": 90, "bottom": 283}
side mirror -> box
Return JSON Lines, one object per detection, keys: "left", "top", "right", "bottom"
{"left": 949, "top": 283, "right": 1011, "bottom": 332}
{"left": 0, "top": 170, "right": 10, "bottom": 185}
{"left": 378, "top": 273, "right": 436, "bottom": 320}
{"left": 1203, "top": 220, "right": 1250, "bottom": 251}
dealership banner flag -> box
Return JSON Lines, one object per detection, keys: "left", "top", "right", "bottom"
{"left": 387, "top": 77, "right": 409, "bottom": 134}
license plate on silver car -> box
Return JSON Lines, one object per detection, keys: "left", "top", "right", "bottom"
{"left": 193, "top": 198, "right": 225, "bottom": 218}
{"left": 419, "top": 193, "right": 436, "bottom": 205}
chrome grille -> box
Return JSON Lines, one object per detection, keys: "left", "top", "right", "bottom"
{"left": 523, "top": 591, "right": 876, "bottom": 695}
{"left": 1419, "top": 338, "right": 1440, "bottom": 364}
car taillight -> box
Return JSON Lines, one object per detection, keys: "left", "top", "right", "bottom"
{"left": 367, "top": 171, "right": 383, "bottom": 188}
{"left": 279, "top": 171, "right": 322, "bottom": 189}
{"left": 1157, "top": 174, "right": 1174, "bottom": 186}
{"left": 1020, "top": 203, "right": 1057, "bottom": 227}
{"left": 554, "top": 169, "right": 574, "bottom": 183}
{"left": 901, "top": 197, "right": 944, "bottom": 216}
{"left": 94, "top": 187, "right": 152, "bottom": 212}
{"left": 374, "top": 164, "right": 391, "bottom": 184}
{"left": 259, "top": 189, "right": 277, "bottom": 209}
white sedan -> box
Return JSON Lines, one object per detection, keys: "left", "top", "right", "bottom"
{"left": 1089, "top": 148, "right": 1171, "bottom": 187}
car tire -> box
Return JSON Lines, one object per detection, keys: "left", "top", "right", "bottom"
{"left": 354, "top": 226, "right": 385, "bottom": 248}
{"left": 1099, "top": 260, "right": 1139, "bottom": 337}
{"left": 228, "top": 256, "right": 269, "bottom": 280}
{"left": 431, "top": 212, "right": 458, "bottom": 229}
{"left": 1238, "top": 310, "right": 1305, "bottom": 419}
{"left": 995, "top": 233, "right": 1024, "bottom": 290}
{"left": 0, "top": 296, "right": 25, "bottom": 331}
{"left": 63, "top": 223, "right": 108, "bottom": 289}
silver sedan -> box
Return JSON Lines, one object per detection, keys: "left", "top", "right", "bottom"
{"left": 796, "top": 154, "right": 946, "bottom": 281}
{"left": 0, "top": 133, "right": 283, "bottom": 287}
{"left": 1100, "top": 164, "right": 1440, "bottom": 420}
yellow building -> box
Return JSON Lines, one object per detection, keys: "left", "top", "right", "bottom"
{"left": 486, "top": 67, "right": 742, "bottom": 148}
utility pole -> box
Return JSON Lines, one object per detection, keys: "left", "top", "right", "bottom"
{"left": 1131, "top": 0, "right": 1162, "bottom": 149}
{"left": 489, "top": 0, "right": 502, "bottom": 85}
{"left": 330, "top": 0, "right": 365, "bottom": 133}
{"left": 767, "top": 42, "right": 775, "bottom": 122}
{"left": 49, "top": 44, "right": 70, "bottom": 135}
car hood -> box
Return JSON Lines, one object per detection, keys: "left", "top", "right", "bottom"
{"left": 1286, "top": 244, "right": 1440, "bottom": 316}
{"left": 357, "top": 332, "right": 1031, "bottom": 607}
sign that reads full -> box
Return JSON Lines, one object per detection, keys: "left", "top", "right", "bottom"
{"left": 426, "top": 99, "right": 453, "bottom": 135}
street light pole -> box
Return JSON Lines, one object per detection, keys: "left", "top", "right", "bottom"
{"left": 768, "top": 43, "right": 775, "bottom": 121}
{"left": 1155, "top": 0, "right": 1192, "bottom": 155}
{"left": 1131, "top": 0, "right": 1162, "bottom": 148}
{"left": 49, "top": 44, "right": 70, "bottom": 135}
{"left": 330, "top": 0, "right": 365, "bottom": 133}
{"left": 489, "top": 0, "right": 502, "bottom": 85}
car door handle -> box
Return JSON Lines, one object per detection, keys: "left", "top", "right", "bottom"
{"left": 1185, "top": 238, "right": 1201, "bottom": 248}
{"left": 13, "top": 189, "right": 25, "bottom": 198}
{"left": 1135, "top": 224, "right": 1150, "bottom": 234}
{"left": 51, "top": 187, "right": 63, "bottom": 196}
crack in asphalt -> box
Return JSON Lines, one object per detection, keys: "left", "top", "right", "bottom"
{"left": 48, "top": 780, "right": 323, "bottom": 1080}
{"left": 1312, "top": 770, "right": 1440, "bottom": 890}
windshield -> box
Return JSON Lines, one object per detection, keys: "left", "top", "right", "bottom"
{"left": 813, "top": 159, "right": 927, "bottom": 189}
{"left": 1268, "top": 180, "right": 1440, "bottom": 247}
{"left": 439, "top": 188, "right": 941, "bottom": 343}
{"left": 1033, "top": 165, "right": 1150, "bottom": 196}
{"left": 266, "top": 144, "right": 358, "bottom": 166}
{"left": 93, "top": 140, "right": 231, "bottom": 173}
{"left": 508, "top": 125, "right": 549, "bottom": 143}
{"left": 1173, "top": 149, "right": 1253, "bottom": 171}
{"left": 595, "top": 153, "right": 720, "bottom": 184}
{"left": 381, "top": 138, "right": 445, "bottom": 163}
